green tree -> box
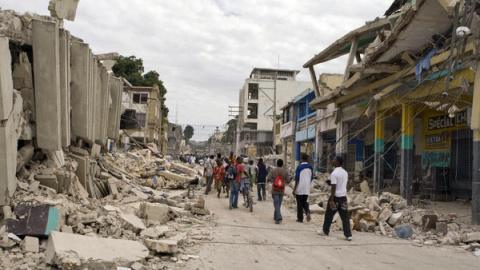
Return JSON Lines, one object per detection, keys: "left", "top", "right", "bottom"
{"left": 112, "top": 55, "right": 169, "bottom": 117}
{"left": 222, "top": 119, "right": 237, "bottom": 143}
{"left": 183, "top": 125, "right": 194, "bottom": 143}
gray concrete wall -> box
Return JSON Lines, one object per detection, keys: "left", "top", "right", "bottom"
{"left": 0, "top": 37, "right": 13, "bottom": 120}
{"left": 59, "top": 29, "right": 71, "bottom": 148}
{"left": 71, "top": 42, "right": 91, "bottom": 141}
{"left": 32, "top": 19, "right": 62, "bottom": 151}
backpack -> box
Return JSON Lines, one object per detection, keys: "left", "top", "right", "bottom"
{"left": 272, "top": 170, "right": 285, "bottom": 192}
{"left": 226, "top": 165, "right": 237, "bottom": 180}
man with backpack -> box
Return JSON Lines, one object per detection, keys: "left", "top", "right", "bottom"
{"left": 229, "top": 157, "right": 250, "bottom": 209}
{"left": 266, "top": 159, "right": 290, "bottom": 224}
{"left": 293, "top": 153, "right": 314, "bottom": 223}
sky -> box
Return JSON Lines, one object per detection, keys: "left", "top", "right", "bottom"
{"left": 0, "top": 0, "right": 393, "bottom": 140}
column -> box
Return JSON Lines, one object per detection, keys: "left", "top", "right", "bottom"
{"left": 282, "top": 140, "right": 287, "bottom": 166}
{"left": 71, "top": 42, "right": 91, "bottom": 141}
{"left": 401, "top": 105, "right": 414, "bottom": 205}
{"left": 59, "top": 29, "right": 71, "bottom": 148}
{"left": 374, "top": 111, "right": 385, "bottom": 193}
{"left": 472, "top": 130, "right": 480, "bottom": 224}
{"left": 335, "top": 121, "right": 348, "bottom": 169}
{"left": 471, "top": 61, "right": 480, "bottom": 224}
{"left": 32, "top": 19, "right": 62, "bottom": 150}
{"left": 315, "top": 131, "right": 323, "bottom": 172}
{"left": 295, "top": 141, "right": 301, "bottom": 168}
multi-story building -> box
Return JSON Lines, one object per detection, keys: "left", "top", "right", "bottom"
{"left": 121, "top": 85, "right": 163, "bottom": 145}
{"left": 236, "top": 68, "right": 312, "bottom": 158}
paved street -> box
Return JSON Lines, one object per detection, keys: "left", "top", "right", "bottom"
{"left": 185, "top": 191, "right": 479, "bottom": 270}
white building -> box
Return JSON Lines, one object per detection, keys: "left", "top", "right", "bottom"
{"left": 236, "top": 68, "right": 312, "bottom": 158}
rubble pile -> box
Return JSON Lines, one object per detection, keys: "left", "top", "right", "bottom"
{"left": 299, "top": 173, "right": 480, "bottom": 254}
{"left": 0, "top": 146, "right": 213, "bottom": 269}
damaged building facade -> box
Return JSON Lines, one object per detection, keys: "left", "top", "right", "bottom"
{"left": 121, "top": 85, "right": 164, "bottom": 146}
{"left": 236, "top": 67, "right": 312, "bottom": 157}
{"left": 304, "top": 0, "right": 480, "bottom": 223}
{"left": 0, "top": 2, "right": 126, "bottom": 204}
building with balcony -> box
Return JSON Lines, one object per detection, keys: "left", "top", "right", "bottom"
{"left": 236, "top": 68, "right": 312, "bottom": 158}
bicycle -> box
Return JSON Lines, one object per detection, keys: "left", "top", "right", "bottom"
{"left": 242, "top": 178, "right": 253, "bottom": 212}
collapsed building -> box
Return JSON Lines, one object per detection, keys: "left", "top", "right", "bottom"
{"left": 0, "top": 1, "right": 126, "bottom": 204}
{"left": 303, "top": 0, "right": 480, "bottom": 224}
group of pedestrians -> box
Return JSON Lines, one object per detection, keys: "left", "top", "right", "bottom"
{"left": 202, "top": 152, "right": 352, "bottom": 241}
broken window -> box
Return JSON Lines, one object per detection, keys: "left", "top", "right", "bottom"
{"left": 248, "top": 83, "right": 258, "bottom": 100}
{"left": 132, "top": 93, "right": 148, "bottom": 104}
{"left": 247, "top": 103, "right": 258, "bottom": 119}
{"left": 136, "top": 113, "right": 146, "bottom": 127}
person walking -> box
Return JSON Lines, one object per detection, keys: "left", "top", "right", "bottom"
{"left": 248, "top": 159, "right": 256, "bottom": 192}
{"left": 255, "top": 158, "right": 267, "bottom": 201}
{"left": 317, "top": 156, "right": 352, "bottom": 241}
{"left": 213, "top": 159, "right": 225, "bottom": 198}
{"left": 204, "top": 155, "right": 216, "bottom": 195}
{"left": 223, "top": 157, "right": 230, "bottom": 196}
{"left": 230, "top": 157, "right": 250, "bottom": 209}
{"left": 293, "top": 153, "right": 314, "bottom": 223}
{"left": 266, "top": 159, "right": 290, "bottom": 224}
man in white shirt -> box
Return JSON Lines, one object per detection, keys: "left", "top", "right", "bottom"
{"left": 293, "top": 153, "right": 313, "bottom": 222}
{"left": 317, "top": 156, "right": 352, "bottom": 241}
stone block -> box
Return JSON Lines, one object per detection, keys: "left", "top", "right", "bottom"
{"left": 120, "top": 213, "right": 146, "bottom": 232}
{"left": 145, "top": 239, "right": 178, "bottom": 254}
{"left": 0, "top": 37, "right": 13, "bottom": 120}
{"left": 48, "top": 0, "right": 80, "bottom": 21}
{"left": 22, "top": 236, "right": 39, "bottom": 253}
{"left": 32, "top": 19, "right": 62, "bottom": 151}
{"left": 7, "top": 204, "right": 60, "bottom": 237}
{"left": 35, "top": 174, "right": 59, "bottom": 191}
{"left": 140, "top": 203, "right": 170, "bottom": 223}
{"left": 45, "top": 231, "right": 149, "bottom": 266}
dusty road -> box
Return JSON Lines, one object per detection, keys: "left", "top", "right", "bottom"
{"left": 184, "top": 190, "right": 479, "bottom": 270}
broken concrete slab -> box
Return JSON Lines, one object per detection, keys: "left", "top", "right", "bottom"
{"left": 120, "top": 213, "right": 146, "bottom": 232}
{"left": 387, "top": 212, "right": 404, "bottom": 226}
{"left": 7, "top": 204, "right": 60, "bottom": 237}
{"left": 48, "top": 0, "right": 80, "bottom": 21}
{"left": 45, "top": 231, "right": 149, "bottom": 267}
{"left": 32, "top": 19, "right": 62, "bottom": 151}
{"left": 145, "top": 239, "right": 178, "bottom": 254}
{"left": 140, "top": 226, "right": 169, "bottom": 238}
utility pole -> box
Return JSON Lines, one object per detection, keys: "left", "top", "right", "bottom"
{"left": 272, "top": 71, "right": 277, "bottom": 152}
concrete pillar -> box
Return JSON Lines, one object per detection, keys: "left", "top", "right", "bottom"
{"left": 59, "top": 29, "right": 71, "bottom": 148}
{"left": 0, "top": 37, "right": 13, "bottom": 121}
{"left": 472, "top": 130, "right": 480, "bottom": 224}
{"left": 335, "top": 121, "right": 348, "bottom": 169}
{"left": 282, "top": 140, "right": 287, "bottom": 166}
{"left": 97, "top": 65, "right": 110, "bottom": 146}
{"left": 71, "top": 42, "right": 91, "bottom": 141}
{"left": 295, "top": 141, "right": 301, "bottom": 168}
{"left": 0, "top": 38, "right": 18, "bottom": 205}
{"left": 374, "top": 111, "right": 385, "bottom": 193}
{"left": 88, "top": 53, "right": 95, "bottom": 142}
{"left": 315, "top": 129, "right": 323, "bottom": 172}
{"left": 107, "top": 77, "right": 122, "bottom": 141}
{"left": 471, "top": 61, "right": 480, "bottom": 224}
{"left": 32, "top": 19, "right": 62, "bottom": 151}
{"left": 400, "top": 104, "right": 414, "bottom": 205}
{"left": 93, "top": 62, "right": 102, "bottom": 144}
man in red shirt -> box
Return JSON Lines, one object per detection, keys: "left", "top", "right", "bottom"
{"left": 213, "top": 159, "right": 225, "bottom": 198}
{"left": 230, "top": 157, "right": 250, "bottom": 209}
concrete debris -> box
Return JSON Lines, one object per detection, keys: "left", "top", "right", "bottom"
{"left": 45, "top": 231, "right": 149, "bottom": 267}
{"left": 6, "top": 204, "right": 61, "bottom": 237}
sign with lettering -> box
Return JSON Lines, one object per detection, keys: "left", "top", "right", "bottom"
{"left": 425, "top": 131, "right": 450, "bottom": 150}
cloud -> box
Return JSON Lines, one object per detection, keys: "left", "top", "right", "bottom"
{"left": 0, "top": 0, "right": 393, "bottom": 140}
